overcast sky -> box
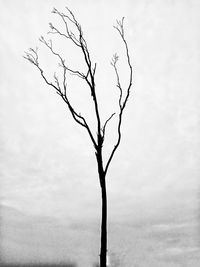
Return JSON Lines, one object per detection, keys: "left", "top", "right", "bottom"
{"left": 0, "top": 0, "right": 200, "bottom": 265}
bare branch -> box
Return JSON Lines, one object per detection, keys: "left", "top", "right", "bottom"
{"left": 24, "top": 48, "right": 60, "bottom": 93}
{"left": 104, "top": 112, "right": 122, "bottom": 175}
{"left": 105, "top": 17, "right": 132, "bottom": 175}
{"left": 49, "top": 8, "right": 101, "bottom": 139}
{"left": 111, "top": 53, "right": 123, "bottom": 108}
{"left": 25, "top": 7, "right": 101, "bottom": 149}
{"left": 58, "top": 91, "right": 97, "bottom": 148}
{"left": 113, "top": 17, "right": 125, "bottom": 37}
{"left": 93, "top": 63, "right": 97, "bottom": 76}
{"left": 23, "top": 47, "right": 39, "bottom": 66}
{"left": 39, "top": 36, "right": 86, "bottom": 81}
{"left": 102, "top": 113, "right": 115, "bottom": 139}
{"left": 54, "top": 72, "right": 62, "bottom": 91}
{"left": 24, "top": 46, "right": 97, "bottom": 149}
{"left": 50, "top": 8, "right": 81, "bottom": 47}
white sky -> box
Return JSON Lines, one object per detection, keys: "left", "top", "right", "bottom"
{"left": 0, "top": 0, "right": 200, "bottom": 263}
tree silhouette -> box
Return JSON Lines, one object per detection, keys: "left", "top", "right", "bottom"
{"left": 24, "top": 7, "right": 132, "bottom": 267}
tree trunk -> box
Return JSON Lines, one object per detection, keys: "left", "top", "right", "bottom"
{"left": 100, "top": 174, "right": 107, "bottom": 267}
{"left": 95, "top": 145, "right": 107, "bottom": 267}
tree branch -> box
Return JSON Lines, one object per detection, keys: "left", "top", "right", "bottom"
{"left": 50, "top": 8, "right": 81, "bottom": 47}
{"left": 101, "top": 113, "right": 115, "bottom": 140}
{"left": 104, "top": 18, "right": 133, "bottom": 175}
{"left": 24, "top": 47, "right": 97, "bottom": 149}
{"left": 111, "top": 53, "right": 123, "bottom": 108}
{"left": 49, "top": 7, "right": 102, "bottom": 145}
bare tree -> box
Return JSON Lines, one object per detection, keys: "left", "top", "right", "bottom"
{"left": 24, "top": 7, "right": 132, "bottom": 267}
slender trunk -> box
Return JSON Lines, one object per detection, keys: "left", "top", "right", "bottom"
{"left": 100, "top": 174, "right": 107, "bottom": 267}
{"left": 95, "top": 146, "right": 107, "bottom": 267}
